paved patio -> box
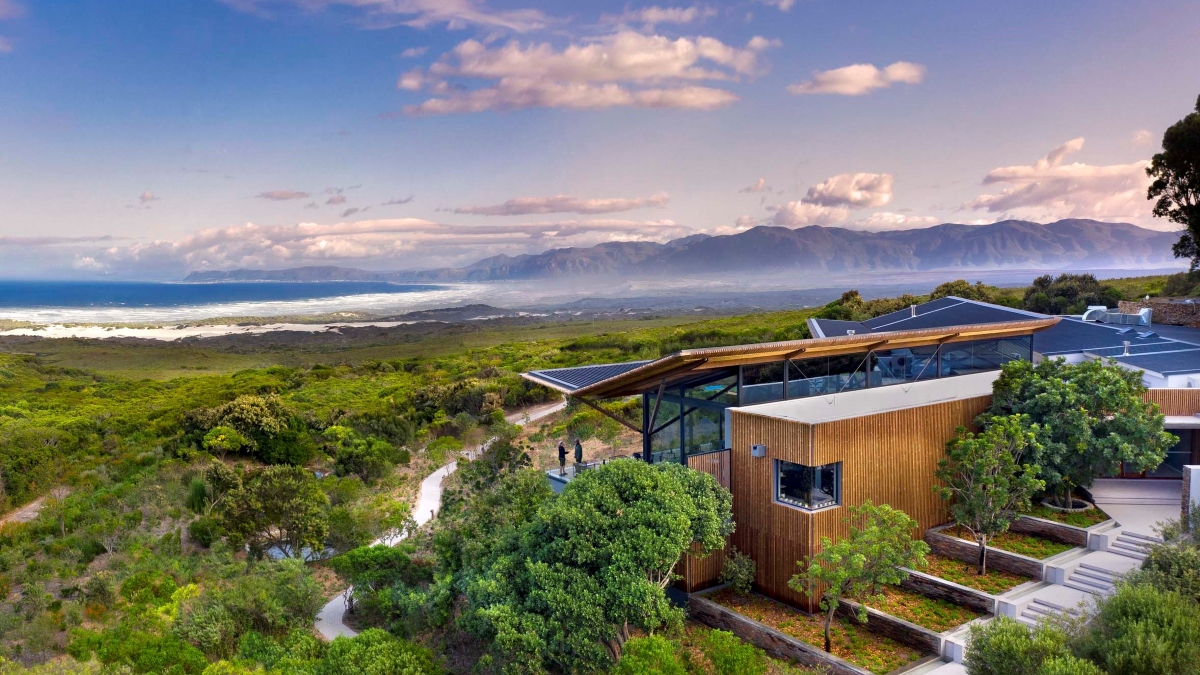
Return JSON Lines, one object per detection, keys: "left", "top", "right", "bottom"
{"left": 1090, "top": 478, "right": 1182, "bottom": 534}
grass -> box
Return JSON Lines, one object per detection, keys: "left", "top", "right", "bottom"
{"left": 1024, "top": 504, "right": 1111, "bottom": 528}
{"left": 921, "top": 554, "right": 1034, "bottom": 595}
{"left": 708, "top": 589, "right": 925, "bottom": 675}
{"left": 862, "top": 585, "right": 983, "bottom": 632}
{"left": 946, "top": 525, "right": 1075, "bottom": 559}
{"left": 675, "top": 622, "right": 827, "bottom": 675}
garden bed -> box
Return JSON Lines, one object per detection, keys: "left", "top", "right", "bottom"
{"left": 920, "top": 554, "right": 1033, "bottom": 595}
{"left": 1023, "top": 504, "right": 1110, "bottom": 528}
{"left": 705, "top": 589, "right": 925, "bottom": 675}
{"left": 943, "top": 525, "right": 1075, "bottom": 559}
{"left": 859, "top": 585, "right": 983, "bottom": 633}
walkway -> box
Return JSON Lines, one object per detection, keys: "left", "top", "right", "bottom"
{"left": 315, "top": 399, "right": 567, "bottom": 640}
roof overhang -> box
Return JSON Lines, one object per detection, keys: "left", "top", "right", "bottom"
{"left": 523, "top": 316, "right": 1060, "bottom": 399}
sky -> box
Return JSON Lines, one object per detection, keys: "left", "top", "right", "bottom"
{"left": 0, "top": 0, "right": 1197, "bottom": 279}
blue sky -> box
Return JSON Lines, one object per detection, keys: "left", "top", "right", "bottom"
{"left": 0, "top": 0, "right": 1197, "bottom": 278}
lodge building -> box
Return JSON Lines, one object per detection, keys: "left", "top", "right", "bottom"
{"left": 523, "top": 296, "right": 1200, "bottom": 611}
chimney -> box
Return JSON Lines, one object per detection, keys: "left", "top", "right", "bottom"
{"left": 1122, "top": 340, "right": 1131, "bottom": 356}
{"left": 910, "top": 305, "right": 917, "bottom": 318}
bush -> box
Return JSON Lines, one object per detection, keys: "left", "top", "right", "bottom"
{"left": 719, "top": 547, "right": 756, "bottom": 596}
{"left": 614, "top": 635, "right": 687, "bottom": 675}
{"left": 965, "top": 617, "right": 1069, "bottom": 675}
{"left": 1074, "top": 582, "right": 1200, "bottom": 675}
{"left": 702, "top": 630, "right": 766, "bottom": 675}
{"left": 1135, "top": 540, "right": 1200, "bottom": 603}
{"left": 318, "top": 629, "right": 442, "bottom": 675}
{"left": 188, "top": 516, "right": 220, "bottom": 549}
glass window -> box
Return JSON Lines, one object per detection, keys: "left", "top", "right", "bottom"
{"left": 788, "top": 355, "right": 868, "bottom": 398}
{"left": 648, "top": 399, "right": 681, "bottom": 464}
{"left": 776, "top": 460, "right": 841, "bottom": 510}
{"left": 741, "top": 363, "right": 785, "bottom": 405}
{"left": 870, "top": 346, "right": 939, "bottom": 386}
{"left": 1149, "top": 429, "right": 1192, "bottom": 478}
{"left": 686, "top": 374, "right": 738, "bottom": 406}
{"left": 684, "top": 407, "right": 723, "bottom": 456}
{"left": 940, "top": 336, "right": 1030, "bottom": 377}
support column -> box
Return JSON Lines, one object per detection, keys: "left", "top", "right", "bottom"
{"left": 1184, "top": 465, "right": 1199, "bottom": 529}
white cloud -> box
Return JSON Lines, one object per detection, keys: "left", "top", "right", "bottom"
{"left": 397, "top": 31, "right": 776, "bottom": 115}
{"left": 768, "top": 201, "right": 850, "bottom": 227}
{"left": 805, "top": 172, "right": 893, "bottom": 208}
{"left": 788, "top": 61, "right": 925, "bottom": 96}
{"left": 257, "top": 189, "right": 310, "bottom": 201}
{"left": 604, "top": 6, "right": 719, "bottom": 27}
{"left": 400, "top": 46, "right": 428, "bottom": 58}
{"left": 961, "top": 137, "right": 1158, "bottom": 226}
{"left": 739, "top": 177, "right": 768, "bottom": 193}
{"left": 847, "top": 211, "right": 940, "bottom": 231}
{"left": 455, "top": 193, "right": 670, "bottom": 216}
{"left": 139, "top": 191, "right": 161, "bottom": 205}
{"left": 1132, "top": 128, "right": 1154, "bottom": 145}
{"left": 217, "top": 0, "right": 550, "bottom": 33}
{"left": 72, "top": 256, "right": 106, "bottom": 272}
{"left": 761, "top": 0, "right": 795, "bottom": 10}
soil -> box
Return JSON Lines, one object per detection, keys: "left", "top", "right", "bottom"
{"left": 708, "top": 589, "right": 925, "bottom": 675}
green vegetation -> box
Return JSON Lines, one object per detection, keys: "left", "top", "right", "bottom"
{"left": 864, "top": 586, "right": 982, "bottom": 632}
{"left": 1024, "top": 504, "right": 1111, "bottom": 528}
{"left": 945, "top": 526, "right": 1075, "bottom": 559}
{"left": 966, "top": 618, "right": 1102, "bottom": 675}
{"left": 719, "top": 547, "right": 756, "bottom": 597}
{"left": 921, "top": 554, "right": 1032, "bottom": 595}
{"left": 936, "top": 415, "right": 1044, "bottom": 574}
{"left": 1022, "top": 274, "right": 1123, "bottom": 315}
{"left": 1147, "top": 94, "right": 1200, "bottom": 268}
{"left": 788, "top": 501, "right": 929, "bottom": 653}
{"left": 987, "top": 358, "right": 1174, "bottom": 507}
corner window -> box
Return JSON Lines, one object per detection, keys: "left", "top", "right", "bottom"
{"left": 775, "top": 460, "right": 841, "bottom": 511}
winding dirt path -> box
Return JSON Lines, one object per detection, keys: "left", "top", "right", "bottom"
{"left": 315, "top": 399, "right": 567, "bottom": 640}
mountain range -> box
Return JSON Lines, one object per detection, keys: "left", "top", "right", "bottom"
{"left": 184, "top": 219, "right": 1182, "bottom": 283}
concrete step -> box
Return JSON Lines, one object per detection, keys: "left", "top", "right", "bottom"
{"left": 1119, "top": 531, "right": 1163, "bottom": 544}
{"left": 1079, "top": 559, "right": 1133, "bottom": 576}
{"left": 1032, "top": 597, "right": 1082, "bottom": 616}
{"left": 1064, "top": 580, "right": 1112, "bottom": 594}
{"left": 1115, "top": 535, "right": 1152, "bottom": 549}
{"left": 1107, "top": 547, "right": 1147, "bottom": 561}
{"left": 1110, "top": 541, "right": 1149, "bottom": 556}
{"left": 1072, "top": 567, "right": 1115, "bottom": 584}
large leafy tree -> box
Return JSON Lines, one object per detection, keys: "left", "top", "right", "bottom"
{"left": 462, "top": 460, "right": 733, "bottom": 673}
{"left": 935, "top": 415, "right": 1044, "bottom": 574}
{"left": 789, "top": 501, "right": 929, "bottom": 652}
{"left": 1148, "top": 95, "right": 1200, "bottom": 268}
{"left": 986, "top": 359, "right": 1173, "bottom": 506}
{"left": 216, "top": 465, "right": 330, "bottom": 560}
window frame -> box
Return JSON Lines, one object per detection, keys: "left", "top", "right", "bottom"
{"left": 774, "top": 459, "right": 842, "bottom": 512}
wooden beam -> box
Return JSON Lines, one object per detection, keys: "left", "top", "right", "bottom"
{"left": 572, "top": 395, "right": 643, "bottom": 434}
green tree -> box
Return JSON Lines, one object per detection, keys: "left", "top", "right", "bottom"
{"left": 1147, "top": 95, "right": 1200, "bottom": 268}
{"left": 986, "top": 359, "right": 1173, "bottom": 507}
{"left": 216, "top": 465, "right": 329, "bottom": 559}
{"left": 931, "top": 280, "right": 995, "bottom": 302}
{"left": 788, "top": 501, "right": 929, "bottom": 652}
{"left": 464, "top": 460, "right": 733, "bottom": 672}
{"left": 1074, "top": 582, "right": 1200, "bottom": 675}
{"left": 202, "top": 426, "right": 248, "bottom": 460}
{"left": 965, "top": 617, "right": 1101, "bottom": 675}
{"left": 1022, "top": 274, "right": 1122, "bottom": 314}
{"left": 318, "top": 629, "right": 442, "bottom": 675}
{"left": 935, "top": 415, "right": 1044, "bottom": 574}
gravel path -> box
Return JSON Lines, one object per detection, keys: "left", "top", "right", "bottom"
{"left": 315, "top": 399, "right": 567, "bottom": 640}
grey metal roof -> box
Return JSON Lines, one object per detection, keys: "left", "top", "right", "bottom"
{"left": 809, "top": 297, "right": 1040, "bottom": 338}
{"left": 1112, "top": 349, "right": 1200, "bottom": 376}
{"left": 524, "top": 360, "right": 652, "bottom": 393}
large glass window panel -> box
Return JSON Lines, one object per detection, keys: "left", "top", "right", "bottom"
{"left": 741, "top": 363, "right": 785, "bottom": 404}
{"left": 1149, "top": 430, "right": 1192, "bottom": 478}
{"left": 776, "top": 460, "right": 841, "bottom": 510}
{"left": 788, "top": 355, "right": 868, "bottom": 398}
{"left": 870, "top": 346, "right": 939, "bottom": 386}
{"left": 939, "top": 336, "right": 1030, "bottom": 377}
{"left": 648, "top": 399, "right": 681, "bottom": 464}
{"left": 684, "top": 407, "right": 723, "bottom": 456}
{"left": 686, "top": 374, "right": 739, "bottom": 406}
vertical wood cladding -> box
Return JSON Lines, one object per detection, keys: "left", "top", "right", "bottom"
{"left": 682, "top": 451, "right": 732, "bottom": 592}
{"left": 728, "top": 396, "right": 990, "bottom": 611}
{"left": 1144, "top": 388, "right": 1200, "bottom": 415}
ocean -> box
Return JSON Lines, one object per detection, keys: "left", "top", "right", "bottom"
{"left": 0, "top": 280, "right": 482, "bottom": 324}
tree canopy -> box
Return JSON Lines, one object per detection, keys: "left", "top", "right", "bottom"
{"left": 985, "top": 358, "right": 1173, "bottom": 505}
{"left": 1148, "top": 95, "right": 1200, "bottom": 268}
{"left": 1022, "top": 274, "right": 1122, "bottom": 315}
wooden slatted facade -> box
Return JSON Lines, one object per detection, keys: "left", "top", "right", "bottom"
{"left": 680, "top": 451, "right": 732, "bottom": 592}
{"left": 727, "top": 396, "right": 990, "bottom": 611}
{"left": 1145, "top": 388, "right": 1200, "bottom": 415}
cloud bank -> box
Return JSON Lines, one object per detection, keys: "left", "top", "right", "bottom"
{"left": 788, "top": 61, "right": 925, "bottom": 96}
{"left": 454, "top": 193, "right": 670, "bottom": 216}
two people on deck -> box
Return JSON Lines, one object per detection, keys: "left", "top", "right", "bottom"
{"left": 558, "top": 438, "right": 583, "bottom": 475}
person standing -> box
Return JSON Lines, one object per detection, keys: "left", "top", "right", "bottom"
{"left": 558, "top": 441, "right": 568, "bottom": 475}
{"left": 574, "top": 438, "right": 584, "bottom": 466}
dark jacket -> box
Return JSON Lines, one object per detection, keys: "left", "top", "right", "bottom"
{"left": 557, "top": 442, "right": 567, "bottom": 463}
{"left": 574, "top": 440, "right": 584, "bottom": 463}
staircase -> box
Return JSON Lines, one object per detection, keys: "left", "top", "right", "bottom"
{"left": 1019, "top": 596, "right": 1083, "bottom": 627}
{"left": 1107, "top": 530, "right": 1160, "bottom": 561}
{"left": 1063, "top": 562, "right": 1118, "bottom": 594}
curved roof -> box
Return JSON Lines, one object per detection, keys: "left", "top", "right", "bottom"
{"left": 523, "top": 316, "right": 1059, "bottom": 399}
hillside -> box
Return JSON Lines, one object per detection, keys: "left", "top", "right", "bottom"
{"left": 184, "top": 219, "right": 1181, "bottom": 282}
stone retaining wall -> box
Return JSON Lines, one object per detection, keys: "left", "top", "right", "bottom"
{"left": 835, "top": 599, "right": 942, "bottom": 654}
{"left": 1009, "top": 515, "right": 1089, "bottom": 547}
{"left": 899, "top": 568, "right": 996, "bottom": 615}
{"left": 1119, "top": 299, "right": 1200, "bottom": 327}
{"left": 925, "top": 525, "right": 1044, "bottom": 579}
{"left": 688, "top": 593, "right": 873, "bottom": 675}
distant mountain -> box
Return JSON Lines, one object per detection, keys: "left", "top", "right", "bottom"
{"left": 184, "top": 219, "right": 1181, "bottom": 283}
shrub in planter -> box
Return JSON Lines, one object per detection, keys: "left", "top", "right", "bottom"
{"left": 702, "top": 630, "right": 766, "bottom": 675}
{"left": 614, "top": 635, "right": 687, "bottom": 675}
{"left": 719, "top": 547, "right": 756, "bottom": 596}
{"left": 965, "top": 617, "right": 1091, "bottom": 675}
{"left": 1074, "top": 583, "right": 1200, "bottom": 675}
